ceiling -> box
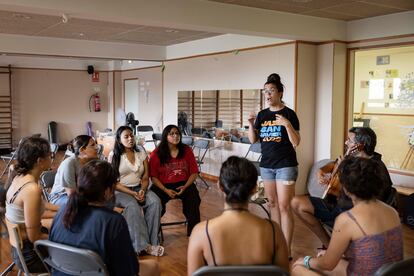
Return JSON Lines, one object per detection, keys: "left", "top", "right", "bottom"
{"left": 0, "top": 1, "right": 412, "bottom": 48}
{"left": 207, "top": 0, "right": 414, "bottom": 21}
{"left": 0, "top": 9, "right": 220, "bottom": 46}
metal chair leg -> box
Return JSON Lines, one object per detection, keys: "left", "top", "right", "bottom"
{"left": 0, "top": 262, "right": 15, "bottom": 276}
{"left": 197, "top": 174, "right": 210, "bottom": 189}
{"left": 0, "top": 158, "right": 13, "bottom": 178}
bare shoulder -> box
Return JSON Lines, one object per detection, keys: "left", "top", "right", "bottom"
{"left": 333, "top": 211, "right": 352, "bottom": 233}
{"left": 378, "top": 201, "right": 400, "bottom": 225}
{"left": 21, "top": 182, "right": 42, "bottom": 197}
{"left": 190, "top": 221, "right": 207, "bottom": 240}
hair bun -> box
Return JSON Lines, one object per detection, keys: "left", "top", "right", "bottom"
{"left": 267, "top": 73, "right": 281, "bottom": 83}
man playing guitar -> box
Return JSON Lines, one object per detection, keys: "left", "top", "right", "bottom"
{"left": 291, "top": 127, "right": 394, "bottom": 248}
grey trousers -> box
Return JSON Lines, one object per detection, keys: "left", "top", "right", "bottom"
{"left": 114, "top": 186, "right": 162, "bottom": 253}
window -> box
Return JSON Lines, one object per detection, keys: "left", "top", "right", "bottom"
{"left": 178, "top": 89, "right": 262, "bottom": 140}
{"left": 352, "top": 45, "right": 414, "bottom": 173}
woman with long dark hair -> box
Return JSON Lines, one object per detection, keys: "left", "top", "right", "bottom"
{"left": 109, "top": 126, "right": 163, "bottom": 256}
{"left": 248, "top": 73, "right": 300, "bottom": 257}
{"left": 149, "top": 124, "right": 201, "bottom": 236}
{"left": 5, "top": 136, "right": 53, "bottom": 273}
{"left": 187, "top": 156, "right": 289, "bottom": 275}
{"left": 49, "top": 160, "right": 159, "bottom": 276}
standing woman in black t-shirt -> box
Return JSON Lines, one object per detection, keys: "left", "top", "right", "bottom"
{"left": 248, "top": 73, "right": 300, "bottom": 257}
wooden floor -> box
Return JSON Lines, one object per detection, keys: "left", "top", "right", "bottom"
{"left": 1, "top": 152, "right": 414, "bottom": 276}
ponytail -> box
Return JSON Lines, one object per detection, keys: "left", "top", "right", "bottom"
{"left": 63, "top": 191, "right": 88, "bottom": 229}
{"left": 62, "top": 160, "right": 118, "bottom": 229}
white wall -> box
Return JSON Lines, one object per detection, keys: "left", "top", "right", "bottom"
{"left": 331, "top": 42, "right": 347, "bottom": 158}
{"left": 296, "top": 43, "right": 317, "bottom": 194}
{"left": 166, "top": 34, "right": 290, "bottom": 60}
{"left": 163, "top": 43, "right": 296, "bottom": 126}
{"left": 120, "top": 67, "right": 163, "bottom": 132}
{"left": 313, "top": 42, "right": 347, "bottom": 161}
{"left": 314, "top": 44, "right": 334, "bottom": 161}
{"left": 347, "top": 10, "right": 414, "bottom": 41}
{"left": 12, "top": 68, "right": 109, "bottom": 144}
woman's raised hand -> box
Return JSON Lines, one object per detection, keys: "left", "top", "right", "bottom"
{"left": 274, "top": 114, "right": 291, "bottom": 127}
{"left": 248, "top": 112, "right": 256, "bottom": 125}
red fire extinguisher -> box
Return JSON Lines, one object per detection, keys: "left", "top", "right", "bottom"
{"left": 89, "top": 93, "right": 101, "bottom": 112}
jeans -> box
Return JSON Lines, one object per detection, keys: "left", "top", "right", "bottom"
{"left": 114, "top": 185, "right": 162, "bottom": 253}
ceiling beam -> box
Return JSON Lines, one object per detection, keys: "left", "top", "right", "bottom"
{"left": 0, "top": 33, "right": 165, "bottom": 61}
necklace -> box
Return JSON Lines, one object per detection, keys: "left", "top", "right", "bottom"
{"left": 223, "top": 207, "right": 248, "bottom": 212}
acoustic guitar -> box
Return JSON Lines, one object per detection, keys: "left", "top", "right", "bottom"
{"left": 321, "top": 144, "right": 364, "bottom": 199}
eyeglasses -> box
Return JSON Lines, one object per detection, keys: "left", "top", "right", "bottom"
{"left": 261, "top": 88, "right": 278, "bottom": 94}
{"left": 86, "top": 144, "right": 98, "bottom": 150}
{"left": 346, "top": 138, "right": 356, "bottom": 144}
{"left": 168, "top": 132, "right": 180, "bottom": 137}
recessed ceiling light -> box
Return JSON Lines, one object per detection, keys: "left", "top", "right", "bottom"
{"left": 165, "top": 29, "right": 179, "bottom": 33}
{"left": 12, "top": 13, "right": 32, "bottom": 20}
{"left": 127, "top": 60, "right": 133, "bottom": 64}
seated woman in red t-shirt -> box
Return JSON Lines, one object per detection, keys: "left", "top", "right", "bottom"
{"left": 149, "top": 124, "right": 201, "bottom": 236}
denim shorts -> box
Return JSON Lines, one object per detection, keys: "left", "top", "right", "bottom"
{"left": 260, "top": 166, "right": 298, "bottom": 183}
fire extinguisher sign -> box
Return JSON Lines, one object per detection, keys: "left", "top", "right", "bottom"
{"left": 92, "top": 72, "right": 99, "bottom": 82}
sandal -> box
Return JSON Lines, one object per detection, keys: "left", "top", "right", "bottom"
{"left": 146, "top": 245, "right": 165, "bottom": 256}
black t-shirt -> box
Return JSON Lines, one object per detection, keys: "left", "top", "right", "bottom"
{"left": 254, "top": 106, "right": 300, "bottom": 169}
{"left": 49, "top": 205, "right": 139, "bottom": 276}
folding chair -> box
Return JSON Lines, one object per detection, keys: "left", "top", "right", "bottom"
{"left": 240, "top": 136, "right": 251, "bottom": 144}
{"left": 4, "top": 218, "right": 49, "bottom": 276}
{"left": 50, "top": 143, "right": 59, "bottom": 166}
{"left": 152, "top": 133, "right": 162, "bottom": 147}
{"left": 40, "top": 170, "right": 57, "bottom": 202}
{"left": 374, "top": 257, "right": 414, "bottom": 276}
{"left": 230, "top": 135, "right": 240, "bottom": 143}
{"left": 1, "top": 187, "right": 9, "bottom": 239}
{"left": 192, "top": 139, "right": 210, "bottom": 189}
{"left": 244, "top": 142, "right": 261, "bottom": 161}
{"left": 191, "top": 128, "right": 207, "bottom": 137}
{"left": 159, "top": 197, "right": 188, "bottom": 244}
{"left": 182, "top": 136, "right": 193, "bottom": 146}
{"left": 192, "top": 265, "right": 289, "bottom": 276}
{"left": 0, "top": 138, "right": 23, "bottom": 178}
{"left": 136, "top": 125, "right": 155, "bottom": 145}
{"left": 34, "top": 239, "right": 109, "bottom": 276}
{"left": 97, "top": 144, "right": 105, "bottom": 160}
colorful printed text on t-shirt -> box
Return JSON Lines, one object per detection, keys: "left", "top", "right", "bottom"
{"left": 260, "top": 119, "right": 282, "bottom": 142}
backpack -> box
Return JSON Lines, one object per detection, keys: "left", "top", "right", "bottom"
{"left": 403, "top": 193, "right": 414, "bottom": 229}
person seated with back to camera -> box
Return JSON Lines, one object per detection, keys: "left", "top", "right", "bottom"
{"left": 4, "top": 136, "right": 58, "bottom": 273}
{"left": 149, "top": 124, "right": 201, "bottom": 236}
{"left": 187, "top": 156, "right": 289, "bottom": 275}
{"left": 49, "top": 134, "right": 156, "bottom": 255}
{"left": 291, "top": 127, "right": 394, "bottom": 249}
{"left": 108, "top": 126, "right": 164, "bottom": 256}
{"left": 49, "top": 160, "right": 159, "bottom": 276}
{"left": 292, "top": 157, "right": 403, "bottom": 276}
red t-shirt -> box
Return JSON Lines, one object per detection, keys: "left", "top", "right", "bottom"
{"left": 149, "top": 145, "right": 199, "bottom": 185}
